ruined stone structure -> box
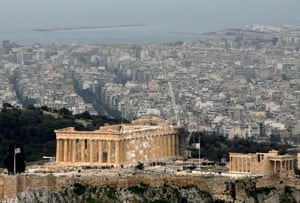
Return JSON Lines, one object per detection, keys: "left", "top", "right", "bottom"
{"left": 229, "top": 150, "right": 296, "bottom": 176}
{"left": 55, "top": 122, "right": 182, "bottom": 167}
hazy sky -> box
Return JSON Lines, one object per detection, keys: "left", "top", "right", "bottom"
{"left": 0, "top": 0, "right": 299, "bottom": 44}
{"left": 1, "top": 0, "right": 299, "bottom": 29}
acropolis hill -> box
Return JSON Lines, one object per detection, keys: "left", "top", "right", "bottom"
{"left": 2, "top": 118, "right": 300, "bottom": 202}
{"left": 1, "top": 169, "right": 300, "bottom": 202}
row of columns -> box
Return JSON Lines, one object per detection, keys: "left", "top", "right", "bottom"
{"left": 272, "top": 159, "right": 294, "bottom": 174}
{"left": 56, "top": 133, "right": 180, "bottom": 166}
{"left": 56, "top": 139, "right": 120, "bottom": 166}
{"left": 230, "top": 155, "right": 296, "bottom": 175}
{"left": 158, "top": 134, "right": 177, "bottom": 158}
{"left": 230, "top": 156, "right": 251, "bottom": 173}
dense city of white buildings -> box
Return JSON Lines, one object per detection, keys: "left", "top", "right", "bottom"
{"left": 1, "top": 25, "right": 300, "bottom": 143}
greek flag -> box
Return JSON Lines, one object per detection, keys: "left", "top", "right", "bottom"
{"left": 14, "top": 148, "right": 21, "bottom": 154}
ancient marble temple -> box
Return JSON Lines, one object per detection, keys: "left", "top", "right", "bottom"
{"left": 229, "top": 150, "right": 296, "bottom": 176}
{"left": 55, "top": 120, "right": 182, "bottom": 167}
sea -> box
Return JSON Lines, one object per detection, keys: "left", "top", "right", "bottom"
{"left": 0, "top": 0, "right": 300, "bottom": 45}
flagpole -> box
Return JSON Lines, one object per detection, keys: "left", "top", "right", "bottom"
{"left": 14, "top": 146, "right": 16, "bottom": 175}
{"left": 13, "top": 146, "right": 21, "bottom": 175}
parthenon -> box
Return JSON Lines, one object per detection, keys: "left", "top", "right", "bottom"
{"left": 55, "top": 120, "right": 182, "bottom": 167}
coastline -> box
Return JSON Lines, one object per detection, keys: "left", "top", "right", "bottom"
{"left": 34, "top": 24, "right": 146, "bottom": 32}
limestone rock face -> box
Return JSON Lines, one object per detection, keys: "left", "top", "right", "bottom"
{"left": 12, "top": 184, "right": 213, "bottom": 203}
{"left": 1, "top": 174, "right": 300, "bottom": 202}
{"left": 16, "top": 188, "right": 66, "bottom": 203}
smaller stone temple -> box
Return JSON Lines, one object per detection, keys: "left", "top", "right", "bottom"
{"left": 229, "top": 150, "right": 296, "bottom": 176}
{"left": 55, "top": 120, "right": 182, "bottom": 167}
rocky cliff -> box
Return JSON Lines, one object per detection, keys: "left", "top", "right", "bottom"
{"left": 1, "top": 174, "right": 300, "bottom": 203}
{"left": 7, "top": 184, "right": 212, "bottom": 203}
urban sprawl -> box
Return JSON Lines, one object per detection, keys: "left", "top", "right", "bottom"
{"left": 1, "top": 24, "right": 300, "bottom": 143}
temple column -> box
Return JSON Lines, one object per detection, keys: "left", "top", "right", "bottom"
{"left": 241, "top": 158, "right": 243, "bottom": 172}
{"left": 233, "top": 157, "right": 238, "bottom": 171}
{"left": 67, "top": 140, "right": 71, "bottom": 162}
{"left": 134, "top": 138, "right": 140, "bottom": 161}
{"left": 167, "top": 135, "right": 171, "bottom": 157}
{"left": 235, "top": 157, "right": 239, "bottom": 171}
{"left": 241, "top": 158, "right": 244, "bottom": 172}
{"left": 233, "top": 157, "right": 237, "bottom": 171}
{"left": 123, "top": 140, "right": 127, "bottom": 163}
{"left": 59, "top": 139, "right": 64, "bottom": 163}
{"left": 164, "top": 135, "right": 168, "bottom": 157}
{"left": 160, "top": 135, "right": 164, "bottom": 157}
{"left": 98, "top": 140, "right": 103, "bottom": 165}
{"left": 235, "top": 157, "right": 238, "bottom": 171}
{"left": 72, "top": 140, "right": 76, "bottom": 162}
{"left": 63, "top": 139, "right": 68, "bottom": 162}
{"left": 56, "top": 139, "right": 61, "bottom": 162}
{"left": 156, "top": 135, "right": 160, "bottom": 158}
{"left": 115, "top": 141, "right": 120, "bottom": 166}
{"left": 165, "top": 135, "right": 169, "bottom": 157}
{"left": 234, "top": 157, "right": 237, "bottom": 171}
{"left": 148, "top": 136, "right": 156, "bottom": 160}
{"left": 240, "top": 158, "right": 244, "bottom": 172}
{"left": 107, "top": 141, "right": 112, "bottom": 165}
{"left": 81, "top": 140, "right": 85, "bottom": 162}
{"left": 162, "top": 135, "right": 166, "bottom": 157}
{"left": 175, "top": 134, "right": 180, "bottom": 156}
{"left": 118, "top": 140, "right": 123, "bottom": 164}
{"left": 171, "top": 134, "right": 176, "bottom": 156}
{"left": 76, "top": 140, "right": 79, "bottom": 162}
{"left": 89, "top": 140, "right": 94, "bottom": 164}
{"left": 119, "top": 140, "right": 124, "bottom": 164}
{"left": 233, "top": 157, "right": 236, "bottom": 171}
{"left": 146, "top": 137, "right": 151, "bottom": 160}
{"left": 153, "top": 136, "right": 157, "bottom": 159}
{"left": 159, "top": 135, "right": 163, "bottom": 157}
{"left": 242, "top": 158, "right": 244, "bottom": 172}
